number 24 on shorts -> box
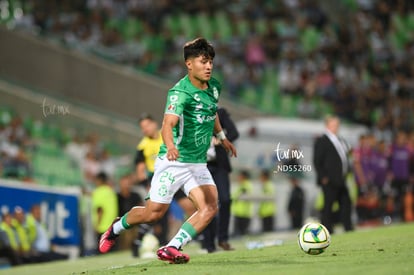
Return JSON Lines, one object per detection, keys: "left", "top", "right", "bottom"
{"left": 160, "top": 171, "right": 176, "bottom": 185}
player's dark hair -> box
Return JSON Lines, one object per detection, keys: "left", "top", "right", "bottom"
{"left": 183, "top": 38, "right": 215, "bottom": 61}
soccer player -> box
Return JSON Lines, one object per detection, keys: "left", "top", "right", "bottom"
{"left": 99, "top": 38, "right": 237, "bottom": 264}
{"left": 133, "top": 113, "right": 195, "bottom": 257}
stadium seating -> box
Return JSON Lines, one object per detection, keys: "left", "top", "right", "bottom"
{"left": 1, "top": 1, "right": 414, "bottom": 128}
{"left": 0, "top": 104, "right": 131, "bottom": 188}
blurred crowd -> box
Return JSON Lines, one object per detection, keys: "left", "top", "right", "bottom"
{"left": 0, "top": 115, "right": 32, "bottom": 180}
{"left": 0, "top": 204, "right": 68, "bottom": 266}
{"left": 352, "top": 131, "right": 414, "bottom": 225}
{"left": 3, "top": 0, "right": 414, "bottom": 130}
{"left": 65, "top": 133, "right": 121, "bottom": 184}
{"left": 0, "top": 109, "right": 128, "bottom": 185}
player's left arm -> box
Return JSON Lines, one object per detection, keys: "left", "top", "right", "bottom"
{"left": 214, "top": 113, "right": 237, "bottom": 157}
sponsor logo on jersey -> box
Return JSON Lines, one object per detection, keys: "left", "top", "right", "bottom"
{"left": 195, "top": 133, "right": 209, "bottom": 146}
{"left": 195, "top": 103, "right": 203, "bottom": 112}
{"left": 194, "top": 93, "right": 201, "bottom": 101}
{"left": 170, "top": 95, "right": 178, "bottom": 102}
{"left": 168, "top": 104, "right": 176, "bottom": 111}
{"left": 213, "top": 87, "right": 219, "bottom": 99}
{"left": 196, "top": 114, "right": 216, "bottom": 124}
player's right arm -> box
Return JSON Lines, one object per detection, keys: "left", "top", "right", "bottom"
{"left": 161, "top": 89, "right": 188, "bottom": 161}
{"left": 161, "top": 114, "right": 180, "bottom": 161}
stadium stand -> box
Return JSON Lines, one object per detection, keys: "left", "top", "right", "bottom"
{"left": 1, "top": 0, "right": 413, "bottom": 127}
{"left": 0, "top": 103, "right": 132, "bottom": 187}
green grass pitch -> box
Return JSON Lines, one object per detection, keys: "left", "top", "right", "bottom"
{"left": 2, "top": 223, "right": 414, "bottom": 275}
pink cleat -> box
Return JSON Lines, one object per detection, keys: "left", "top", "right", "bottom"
{"left": 99, "top": 217, "right": 120, "bottom": 253}
{"left": 157, "top": 246, "right": 190, "bottom": 264}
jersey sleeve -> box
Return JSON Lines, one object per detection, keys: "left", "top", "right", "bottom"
{"left": 135, "top": 139, "right": 146, "bottom": 164}
{"left": 134, "top": 149, "right": 145, "bottom": 165}
{"left": 164, "top": 89, "right": 189, "bottom": 116}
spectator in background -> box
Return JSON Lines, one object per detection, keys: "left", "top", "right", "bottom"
{"left": 287, "top": 174, "right": 305, "bottom": 229}
{"left": 278, "top": 63, "right": 302, "bottom": 95}
{"left": 0, "top": 227, "right": 21, "bottom": 266}
{"left": 5, "top": 116, "right": 30, "bottom": 148}
{"left": 0, "top": 138, "right": 31, "bottom": 179}
{"left": 262, "top": 20, "right": 280, "bottom": 63}
{"left": 5, "top": 0, "right": 414, "bottom": 138}
{"left": 99, "top": 148, "right": 116, "bottom": 179}
{"left": 26, "top": 204, "right": 68, "bottom": 262}
{"left": 92, "top": 172, "right": 118, "bottom": 251}
{"left": 388, "top": 130, "right": 411, "bottom": 221}
{"left": 245, "top": 35, "right": 266, "bottom": 86}
{"left": 231, "top": 170, "right": 253, "bottom": 236}
{"left": 284, "top": 144, "right": 305, "bottom": 229}
{"left": 221, "top": 59, "right": 247, "bottom": 99}
{"left": 370, "top": 140, "right": 391, "bottom": 219}
{"left": 371, "top": 140, "right": 390, "bottom": 190}
{"left": 408, "top": 132, "right": 414, "bottom": 213}
{"left": 65, "top": 135, "right": 89, "bottom": 168}
{"left": 0, "top": 212, "right": 21, "bottom": 265}
{"left": 117, "top": 175, "right": 143, "bottom": 257}
{"left": 315, "top": 60, "right": 335, "bottom": 100}
{"left": 117, "top": 174, "right": 143, "bottom": 219}
{"left": 0, "top": 117, "right": 32, "bottom": 180}
{"left": 297, "top": 94, "right": 318, "bottom": 119}
{"left": 356, "top": 185, "right": 382, "bottom": 225}
{"left": 258, "top": 169, "right": 276, "bottom": 232}
{"left": 353, "top": 134, "right": 373, "bottom": 194}
{"left": 12, "top": 207, "right": 32, "bottom": 263}
{"left": 82, "top": 150, "right": 100, "bottom": 185}
{"left": 313, "top": 115, "right": 353, "bottom": 233}
{"left": 203, "top": 107, "right": 239, "bottom": 253}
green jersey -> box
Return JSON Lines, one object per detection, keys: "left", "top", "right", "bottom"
{"left": 158, "top": 75, "right": 221, "bottom": 163}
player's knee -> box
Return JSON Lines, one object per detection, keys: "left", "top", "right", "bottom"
{"left": 202, "top": 203, "right": 218, "bottom": 220}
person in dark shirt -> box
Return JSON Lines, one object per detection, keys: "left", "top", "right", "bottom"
{"left": 283, "top": 145, "right": 305, "bottom": 230}
{"left": 117, "top": 175, "right": 143, "bottom": 254}
{"left": 118, "top": 175, "right": 143, "bottom": 216}
{"left": 202, "top": 107, "right": 239, "bottom": 252}
{"left": 313, "top": 115, "right": 353, "bottom": 233}
{"left": 287, "top": 176, "right": 305, "bottom": 229}
{"left": 371, "top": 140, "right": 389, "bottom": 190}
{"left": 389, "top": 131, "right": 411, "bottom": 221}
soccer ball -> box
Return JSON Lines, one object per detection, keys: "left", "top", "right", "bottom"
{"left": 298, "top": 222, "right": 330, "bottom": 255}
